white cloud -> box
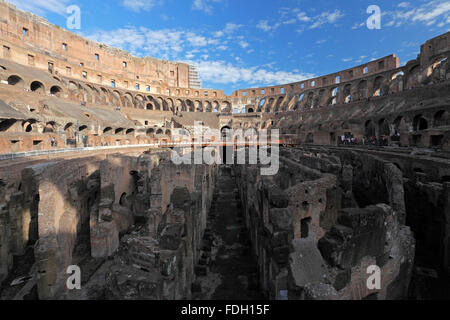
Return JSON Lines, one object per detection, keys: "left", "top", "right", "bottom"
{"left": 238, "top": 40, "right": 249, "bottom": 48}
{"left": 385, "top": 0, "right": 450, "bottom": 27}
{"left": 121, "top": 0, "right": 157, "bottom": 12}
{"left": 283, "top": 18, "right": 297, "bottom": 25}
{"left": 188, "top": 60, "right": 315, "bottom": 86}
{"left": 297, "top": 12, "right": 312, "bottom": 22}
{"left": 214, "top": 23, "right": 243, "bottom": 37}
{"left": 6, "top": 0, "right": 70, "bottom": 16}
{"left": 192, "top": 0, "right": 222, "bottom": 14}
{"left": 256, "top": 20, "right": 280, "bottom": 32}
{"left": 309, "top": 10, "right": 345, "bottom": 29}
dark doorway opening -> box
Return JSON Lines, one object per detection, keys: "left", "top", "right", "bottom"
{"left": 301, "top": 217, "right": 311, "bottom": 238}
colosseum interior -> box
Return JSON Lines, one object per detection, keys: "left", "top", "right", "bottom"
{"left": 0, "top": 1, "right": 449, "bottom": 301}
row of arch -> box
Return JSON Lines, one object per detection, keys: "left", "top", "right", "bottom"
{"left": 252, "top": 55, "right": 449, "bottom": 114}
{"left": 0, "top": 117, "right": 173, "bottom": 137}
{"left": 2, "top": 71, "right": 233, "bottom": 113}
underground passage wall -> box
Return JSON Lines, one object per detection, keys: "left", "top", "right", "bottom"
{"left": 234, "top": 149, "right": 415, "bottom": 300}
{"left": 0, "top": 150, "right": 218, "bottom": 299}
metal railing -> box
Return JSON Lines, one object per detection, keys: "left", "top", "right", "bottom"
{"left": 0, "top": 144, "right": 159, "bottom": 161}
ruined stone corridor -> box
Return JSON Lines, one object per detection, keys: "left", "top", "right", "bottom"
{"left": 195, "top": 166, "right": 264, "bottom": 300}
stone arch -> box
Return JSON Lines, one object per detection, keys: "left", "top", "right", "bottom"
{"left": 166, "top": 98, "right": 174, "bottom": 112}
{"left": 159, "top": 97, "right": 168, "bottom": 111}
{"left": 257, "top": 98, "right": 266, "bottom": 112}
{"left": 7, "top": 75, "right": 24, "bottom": 87}
{"left": 221, "top": 101, "right": 231, "bottom": 113}
{"left": 265, "top": 98, "right": 274, "bottom": 112}
{"left": 393, "top": 116, "right": 407, "bottom": 133}
{"left": 213, "top": 101, "right": 219, "bottom": 112}
{"left": 378, "top": 118, "right": 390, "bottom": 137}
{"left": 406, "top": 64, "right": 420, "bottom": 88}
{"left": 185, "top": 99, "right": 194, "bottom": 112}
{"left": 43, "top": 121, "right": 57, "bottom": 133}
{"left": 372, "top": 76, "right": 385, "bottom": 96}
{"left": 204, "top": 101, "right": 212, "bottom": 112}
{"left": 100, "top": 87, "right": 110, "bottom": 104}
{"left": 30, "top": 81, "right": 45, "bottom": 93}
{"left": 63, "top": 123, "right": 74, "bottom": 137}
{"left": 195, "top": 100, "right": 203, "bottom": 112}
{"left": 103, "top": 127, "right": 113, "bottom": 134}
{"left": 413, "top": 114, "right": 428, "bottom": 131}
{"left": 176, "top": 99, "right": 185, "bottom": 112}
{"left": 0, "top": 119, "right": 16, "bottom": 132}
{"left": 23, "top": 119, "right": 37, "bottom": 133}
{"left": 124, "top": 92, "right": 135, "bottom": 108}
{"left": 273, "top": 96, "right": 284, "bottom": 112}
{"left": 135, "top": 94, "right": 145, "bottom": 109}
{"left": 358, "top": 80, "right": 368, "bottom": 99}
{"left": 343, "top": 84, "right": 352, "bottom": 103}
{"left": 433, "top": 110, "right": 450, "bottom": 127}
{"left": 50, "top": 85, "right": 63, "bottom": 97}
{"left": 306, "top": 92, "right": 314, "bottom": 108}
{"left": 112, "top": 90, "right": 122, "bottom": 107}
{"left": 365, "top": 120, "right": 376, "bottom": 137}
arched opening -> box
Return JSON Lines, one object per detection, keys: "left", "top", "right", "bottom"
{"left": 373, "top": 76, "right": 384, "bottom": 96}
{"left": 146, "top": 128, "right": 155, "bottom": 135}
{"left": 343, "top": 84, "right": 351, "bottom": 103}
{"left": 358, "top": 80, "right": 367, "bottom": 99}
{"left": 43, "top": 121, "right": 56, "bottom": 133}
{"left": 392, "top": 71, "right": 404, "bottom": 80}
{"left": 146, "top": 103, "right": 153, "bottom": 110}
{"left": 78, "top": 125, "right": 88, "bottom": 132}
{"left": 165, "top": 129, "right": 171, "bottom": 136}
{"left": 7, "top": 75, "right": 24, "bottom": 87}
{"left": 0, "top": 119, "right": 16, "bottom": 132}
{"left": 257, "top": 98, "right": 266, "bottom": 112}
{"left": 50, "top": 86, "right": 62, "bottom": 97}
{"left": 365, "top": 120, "right": 376, "bottom": 138}
{"left": 156, "top": 128, "right": 163, "bottom": 134}
{"left": 103, "top": 127, "right": 112, "bottom": 134}
{"left": 378, "top": 119, "right": 390, "bottom": 137}
{"left": 248, "top": 108, "right": 254, "bottom": 113}
{"left": 119, "top": 193, "right": 128, "bottom": 206}
{"left": 186, "top": 100, "right": 194, "bottom": 112}
{"left": 433, "top": 110, "right": 449, "bottom": 127}
{"left": 115, "top": 128, "right": 124, "bottom": 134}
{"left": 64, "top": 123, "right": 73, "bottom": 131}
{"left": 413, "top": 114, "right": 428, "bottom": 131}
{"left": 126, "top": 128, "right": 135, "bottom": 135}
{"left": 23, "top": 120, "right": 36, "bottom": 133}
{"left": 331, "top": 87, "right": 338, "bottom": 97}
{"left": 30, "top": 81, "right": 44, "bottom": 93}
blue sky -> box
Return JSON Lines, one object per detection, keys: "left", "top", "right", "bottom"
{"left": 7, "top": 0, "right": 450, "bottom": 95}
